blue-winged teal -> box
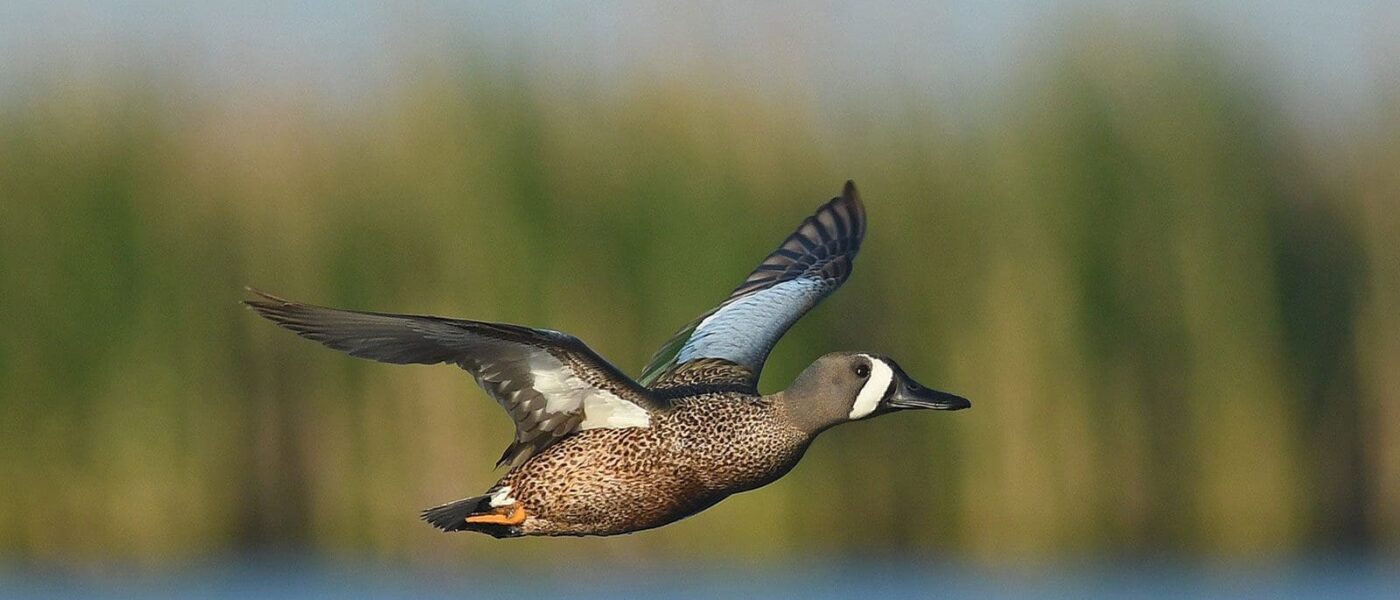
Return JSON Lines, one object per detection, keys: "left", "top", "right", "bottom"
{"left": 247, "top": 181, "right": 969, "bottom": 537}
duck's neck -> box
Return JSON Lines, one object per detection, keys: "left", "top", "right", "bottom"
{"left": 771, "top": 390, "right": 847, "bottom": 437}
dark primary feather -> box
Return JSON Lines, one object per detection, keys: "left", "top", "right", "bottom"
{"left": 640, "top": 181, "right": 867, "bottom": 390}
{"left": 244, "top": 289, "right": 666, "bottom": 467}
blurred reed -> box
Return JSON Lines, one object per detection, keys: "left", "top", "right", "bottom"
{"left": 0, "top": 34, "right": 1395, "bottom": 567}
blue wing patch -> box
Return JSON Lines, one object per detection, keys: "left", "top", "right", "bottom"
{"left": 641, "top": 181, "right": 867, "bottom": 389}
{"left": 676, "top": 277, "right": 827, "bottom": 367}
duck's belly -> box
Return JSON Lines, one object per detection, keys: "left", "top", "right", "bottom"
{"left": 499, "top": 407, "right": 808, "bottom": 536}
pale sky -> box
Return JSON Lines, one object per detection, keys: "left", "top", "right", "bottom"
{"left": 1, "top": 1, "right": 1395, "bottom": 132}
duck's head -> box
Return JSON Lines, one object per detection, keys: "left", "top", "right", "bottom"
{"left": 781, "top": 352, "right": 969, "bottom": 434}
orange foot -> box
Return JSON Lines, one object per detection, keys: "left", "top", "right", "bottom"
{"left": 465, "top": 504, "right": 525, "bottom": 526}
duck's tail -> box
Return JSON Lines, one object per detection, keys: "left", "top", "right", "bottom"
{"left": 420, "top": 489, "right": 526, "bottom": 538}
{"left": 420, "top": 495, "right": 494, "bottom": 532}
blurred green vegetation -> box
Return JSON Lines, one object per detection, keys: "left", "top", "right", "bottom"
{"left": 1, "top": 33, "right": 1397, "bottom": 567}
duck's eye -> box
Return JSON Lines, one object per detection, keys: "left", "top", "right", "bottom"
{"left": 855, "top": 364, "right": 871, "bottom": 378}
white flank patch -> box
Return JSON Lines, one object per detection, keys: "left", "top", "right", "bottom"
{"left": 526, "top": 353, "right": 651, "bottom": 431}
{"left": 488, "top": 486, "right": 515, "bottom": 508}
{"left": 849, "top": 355, "right": 893, "bottom": 420}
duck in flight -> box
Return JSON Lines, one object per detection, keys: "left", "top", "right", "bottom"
{"left": 246, "top": 181, "right": 969, "bottom": 537}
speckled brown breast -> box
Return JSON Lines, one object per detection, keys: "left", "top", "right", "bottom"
{"left": 490, "top": 393, "right": 810, "bottom": 537}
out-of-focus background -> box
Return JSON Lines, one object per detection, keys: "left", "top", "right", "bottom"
{"left": 2, "top": 1, "right": 1399, "bottom": 596}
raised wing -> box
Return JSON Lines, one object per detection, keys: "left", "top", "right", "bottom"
{"left": 245, "top": 290, "right": 667, "bottom": 468}
{"left": 640, "top": 181, "right": 867, "bottom": 391}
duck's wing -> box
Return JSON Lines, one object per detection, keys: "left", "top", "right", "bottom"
{"left": 640, "top": 181, "right": 867, "bottom": 392}
{"left": 245, "top": 290, "right": 667, "bottom": 468}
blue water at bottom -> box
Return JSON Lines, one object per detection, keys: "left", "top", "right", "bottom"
{"left": 2, "top": 558, "right": 1397, "bottom": 599}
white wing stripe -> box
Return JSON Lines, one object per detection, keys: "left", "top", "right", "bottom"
{"left": 526, "top": 352, "right": 651, "bottom": 430}
{"left": 579, "top": 396, "right": 652, "bottom": 429}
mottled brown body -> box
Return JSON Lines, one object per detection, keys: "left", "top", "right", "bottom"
{"left": 480, "top": 393, "right": 810, "bottom": 537}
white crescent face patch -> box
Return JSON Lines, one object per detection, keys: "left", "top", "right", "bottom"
{"left": 848, "top": 355, "right": 894, "bottom": 420}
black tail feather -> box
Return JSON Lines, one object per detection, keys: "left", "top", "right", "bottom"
{"left": 420, "top": 495, "right": 492, "bottom": 532}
